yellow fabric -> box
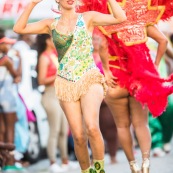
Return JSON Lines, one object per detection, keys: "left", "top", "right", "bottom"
{"left": 81, "top": 166, "right": 93, "bottom": 173}
{"left": 93, "top": 159, "right": 105, "bottom": 173}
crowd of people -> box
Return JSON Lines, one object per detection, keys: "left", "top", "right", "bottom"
{"left": 0, "top": 0, "right": 173, "bottom": 173}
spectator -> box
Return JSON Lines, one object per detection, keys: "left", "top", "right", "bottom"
{"left": 0, "top": 28, "right": 24, "bottom": 171}
{"left": 36, "top": 34, "right": 78, "bottom": 173}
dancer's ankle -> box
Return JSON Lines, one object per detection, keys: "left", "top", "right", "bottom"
{"left": 93, "top": 159, "right": 105, "bottom": 173}
{"left": 142, "top": 150, "right": 150, "bottom": 159}
{"left": 142, "top": 158, "right": 150, "bottom": 173}
{"left": 141, "top": 151, "right": 150, "bottom": 173}
{"left": 81, "top": 166, "right": 94, "bottom": 173}
{"left": 129, "top": 160, "right": 141, "bottom": 173}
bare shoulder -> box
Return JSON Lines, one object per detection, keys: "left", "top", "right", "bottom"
{"left": 82, "top": 11, "right": 96, "bottom": 19}
{"left": 42, "top": 18, "right": 55, "bottom": 34}
{"left": 44, "top": 18, "right": 55, "bottom": 27}
{"left": 81, "top": 11, "right": 96, "bottom": 25}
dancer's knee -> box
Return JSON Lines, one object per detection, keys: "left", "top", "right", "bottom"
{"left": 116, "top": 122, "right": 131, "bottom": 130}
{"left": 132, "top": 120, "right": 149, "bottom": 129}
{"left": 73, "top": 134, "right": 88, "bottom": 146}
{"left": 86, "top": 125, "right": 100, "bottom": 139}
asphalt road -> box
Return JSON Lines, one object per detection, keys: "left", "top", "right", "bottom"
{"left": 27, "top": 144, "right": 173, "bottom": 173}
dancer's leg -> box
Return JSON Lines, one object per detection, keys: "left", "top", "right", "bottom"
{"left": 105, "top": 87, "right": 135, "bottom": 161}
{"left": 81, "top": 84, "right": 104, "bottom": 159}
{"left": 129, "top": 97, "right": 151, "bottom": 159}
{"left": 81, "top": 84, "right": 105, "bottom": 172}
{"left": 59, "top": 100, "right": 90, "bottom": 170}
{"left": 129, "top": 97, "right": 151, "bottom": 173}
{"left": 99, "top": 101, "right": 118, "bottom": 164}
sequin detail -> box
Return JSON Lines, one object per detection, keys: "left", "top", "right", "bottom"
{"left": 54, "top": 69, "right": 107, "bottom": 102}
{"left": 51, "top": 14, "right": 96, "bottom": 82}
{"left": 93, "top": 160, "right": 105, "bottom": 173}
{"left": 52, "top": 31, "right": 73, "bottom": 62}
{"left": 51, "top": 14, "right": 107, "bottom": 101}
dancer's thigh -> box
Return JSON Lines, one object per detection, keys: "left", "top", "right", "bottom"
{"left": 129, "top": 96, "right": 148, "bottom": 125}
{"left": 105, "top": 86, "right": 130, "bottom": 127}
{"left": 81, "top": 84, "right": 104, "bottom": 127}
{"left": 59, "top": 100, "right": 85, "bottom": 137}
{"left": 106, "top": 85, "right": 129, "bottom": 100}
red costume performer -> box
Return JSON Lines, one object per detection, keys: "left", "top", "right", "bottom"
{"left": 79, "top": 0, "right": 173, "bottom": 117}
{"left": 76, "top": 1, "right": 173, "bottom": 172}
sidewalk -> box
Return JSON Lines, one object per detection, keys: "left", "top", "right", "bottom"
{"left": 27, "top": 145, "right": 173, "bottom": 173}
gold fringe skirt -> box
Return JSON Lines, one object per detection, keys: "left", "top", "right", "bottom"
{"left": 54, "top": 69, "right": 107, "bottom": 102}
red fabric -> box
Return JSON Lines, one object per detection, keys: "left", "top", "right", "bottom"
{"left": 75, "top": 0, "right": 173, "bottom": 116}
{"left": 151, "top": 0, "right": 173, "bottom": 20}
{"left": 0, "top": 37, "right": 16, "bottom": 44}
{"left": 42, "top": 51, "right": 57, "bottom": 78}
{"left": 77, "top": 0, "right": 108, "bottom": 13}
{"left": 107, "top": 34, "right": 173, "bottom": 117}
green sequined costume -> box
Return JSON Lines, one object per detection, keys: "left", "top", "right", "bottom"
{"left": 51, "top": 14, "right": 107, "bottom": 101}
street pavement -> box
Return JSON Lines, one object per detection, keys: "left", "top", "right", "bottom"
{"left": 27, "top": 142, "right": 173, "bottom": 173}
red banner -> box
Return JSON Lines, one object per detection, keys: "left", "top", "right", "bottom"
{"left": 0, "top": 0, "right": 29, "bottom": 18}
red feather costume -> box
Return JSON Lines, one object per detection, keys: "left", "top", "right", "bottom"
{"left": 77, "top": 0, "right": 173, "bottom": 117}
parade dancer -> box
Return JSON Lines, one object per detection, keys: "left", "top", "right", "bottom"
{"left": 79, "top": 0, "right": 173, "bottom": 173}
{"left": 13, "top": 0, "right": 126, "bottom": 172}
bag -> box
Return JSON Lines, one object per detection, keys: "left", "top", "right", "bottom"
{"left": 18, "top": 94, "right": 36, "bottom": 122}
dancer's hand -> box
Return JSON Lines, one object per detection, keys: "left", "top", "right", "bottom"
{"left": 154, "top": 63, "right": 159, "bottom": 70}
{"left": 104, "top": 70, "right": 117, "bottom": 88}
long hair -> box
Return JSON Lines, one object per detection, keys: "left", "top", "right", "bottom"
{"left": 36, "top": 34, "right": 51, "bottom": 58}
{"left": 36, "top": 34, "right": 51, "bottom": 73}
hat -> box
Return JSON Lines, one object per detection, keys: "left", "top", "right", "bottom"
{"left": 0, "top": 37, "right": 16, "bottom": 44}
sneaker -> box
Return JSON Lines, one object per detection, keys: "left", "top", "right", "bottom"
{"left": 163, "top": 143, "right": 171, "bottom": 153}
{"left": 49, "top": 163, "right": 65, "bottom": 173}
{"left": 2, "top": 165, "right": 25, "bottom": 172}
{"left": 152, "top": 148, "right": 165, "bottom": 157}
{"left": 61, "top": 161, "right": 79, "bottom": 171}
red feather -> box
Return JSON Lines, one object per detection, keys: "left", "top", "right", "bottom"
{"left": 74, "top": 0, "right": 173, "bottom": 116}
{"left": 151, "top": 0, "right": 173, "bottom": 20}
{"left": 77, "top": 0, "right": 108, "bottom": 13}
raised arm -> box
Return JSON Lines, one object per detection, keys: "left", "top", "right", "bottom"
{"left": 87, "top": 0, "right": 126, "bottom": 27}
{"left": 13, "top": 0, "right": 52, "bottom": 35}
{"left": 147, "top": 25, "right": 168, "bottom": 67}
